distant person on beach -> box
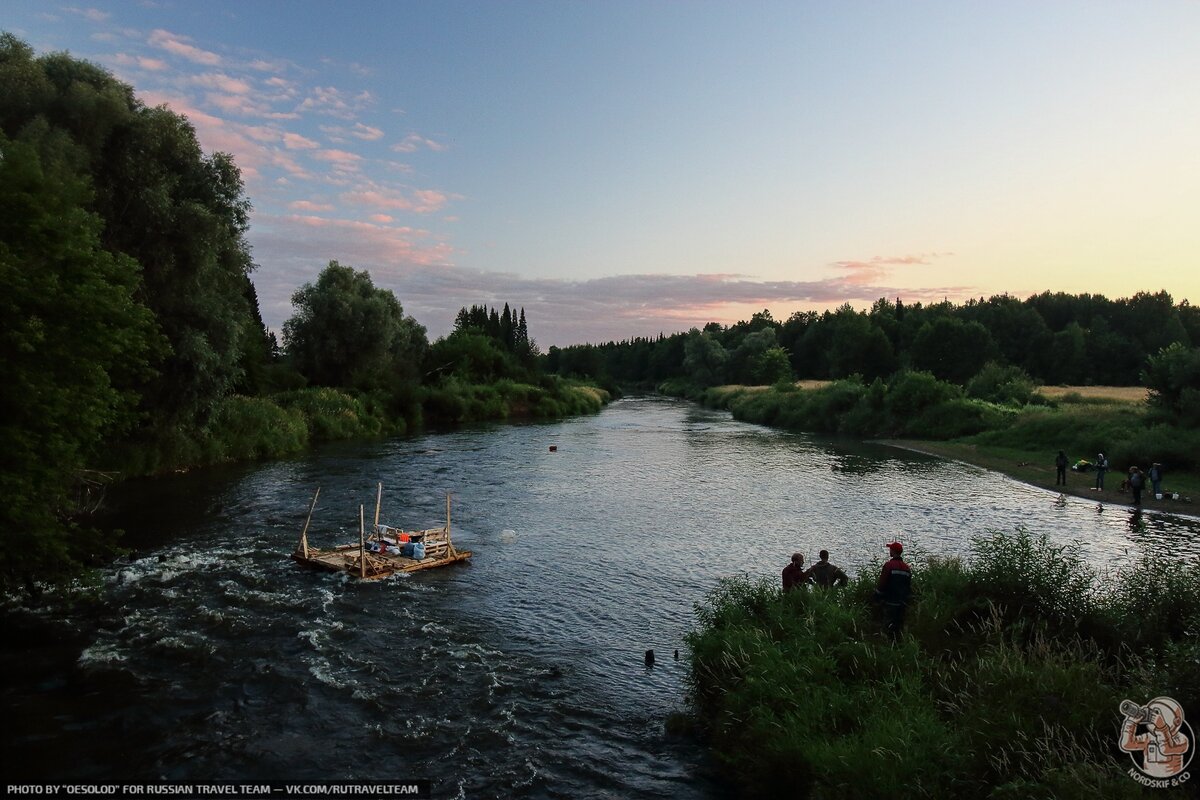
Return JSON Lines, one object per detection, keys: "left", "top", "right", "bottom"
{"left": 808, "top": 550, "right": 849, "bottom": 588}
{"left": 1095, "top": 453, "right": 1109, "bottom": 490}
{"left": 1128, "top": 465, "right": 1146, "bottom": 505}
{"left": 874, "top": 542, "right": 912, "bottom": 637}
{"left": 1149, "top": 463, "right": 1164, "bottom": 498}
{"left": 782, "top": 552, "right": 811, "bottom": 592}
{"left": 1055, "top": 450, "right": 1068, "bottom": 485}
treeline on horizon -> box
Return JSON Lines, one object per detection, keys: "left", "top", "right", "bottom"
{"left": 547, "top": 291, "right": 1200, "bottom": 390}
{"left": 0, "top": 35, "right": 604, "bottom": 594}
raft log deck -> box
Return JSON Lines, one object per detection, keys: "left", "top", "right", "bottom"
{"left": 291, "top": 486, "right": 472, "bottom": 580}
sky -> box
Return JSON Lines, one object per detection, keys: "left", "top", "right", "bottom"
{"left": 5, "top": 1, "right": 1200, "bottom": 347}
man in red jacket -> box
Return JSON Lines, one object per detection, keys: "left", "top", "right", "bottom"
{"left": 875, "top": 541, "right": 912, "bottom": 637}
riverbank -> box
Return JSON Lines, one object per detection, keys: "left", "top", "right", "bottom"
{"left": 879, "top": 439, "right": 1199, "bottom": 516}
{"left": 686, "top": 529, "right": 1200, "bottom": 799}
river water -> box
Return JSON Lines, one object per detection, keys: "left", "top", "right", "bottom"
{"left": 5, "top": 396, "right": 1200, "bottom": 797}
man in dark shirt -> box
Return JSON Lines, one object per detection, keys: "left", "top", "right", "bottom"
{"left": 875, "top": 541, "right": 912, "bottom": 637}
{"left": 807, "top": 550, "right": 849, "bottom": 588}
{"left": 1055, "top": 450, "right": 1068, "bottom": 486}
{"left": 781, "top": 552, "right": 810, "bottom": 592}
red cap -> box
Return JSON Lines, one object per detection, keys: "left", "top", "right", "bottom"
{"left": 886, "top": 541, "right": 903, "bottom": 553}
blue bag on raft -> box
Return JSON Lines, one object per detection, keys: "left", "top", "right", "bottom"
{"left": 412, "top": 542, "right": 425, "bottom": 560}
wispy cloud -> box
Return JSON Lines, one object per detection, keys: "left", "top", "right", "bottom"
{"left": 391, "top": 133, "right": 447, "bottom": 153}
{"left": 148, "top": 29, "right": 222, "bottom": 65}
{"left": 831, "top": 252, "right": 954, "bottom": 286}
{"left": 66, "top": 7, "right": 111, "bottom": 22}
{"left": 289, "top": 200, "right": 335, "bottom": 212}
{"left": 113, "top": 53, "right": 169, "bottom": 71}
{"left": 341, "top": 188, "right": 450, "bottom": 214}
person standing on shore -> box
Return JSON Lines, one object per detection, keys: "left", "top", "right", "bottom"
{"left": 875, "top": 541, "right": 912, "bottom": 638}
{"left": 1095, "top": 452, "right": 1109, "bottom": 490}
{"left": 808, "top": 550, "right": 849, "bottom": 588}
{"left": 1149, "top": 463, "right": 1164, "bottom": 498}
{"left": 1055, "top": 450, "right": 1068, "bottom": 486}
{"left": 782, "top": 552, "right": 811, "bottom": 592}
{"left": 1128, "top": 465, "right": 1146, "bottom": 505}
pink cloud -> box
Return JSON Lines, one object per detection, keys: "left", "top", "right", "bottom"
{"left": 113, "top": 53, "right": 169, "bottom": 71}
{"left": 283, "top": 132, "right": 319, "bottom": 149}
{"left": 148, "top": 29, "right": 222, "bottom": 66}
{"left": 290, "top": 200, "right": 335, "bottom": 212}
{"left": 192, "top": 72, "right": 253, "bottom": 95}
{"left": 368, "top": 214, "right": 394, "bottom": 223}
{"left": 314, "top": 149, "right": 363, "bottom": 166}
{"left": 341, "top": 188, "right": 449, "bottom": 214}
{"left": 831, "top": 252, "right": 953, "bottom": 286}
{"left": 351, "top": 123, "right": 384, "bottom": 140}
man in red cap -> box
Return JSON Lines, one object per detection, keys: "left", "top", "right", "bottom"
{"left": 875, "top": 541, "right": 912, "bottom": 637}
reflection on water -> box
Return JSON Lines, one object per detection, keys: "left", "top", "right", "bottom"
{"left": 4, "top": 396, "right": 1199, "bottom": 797}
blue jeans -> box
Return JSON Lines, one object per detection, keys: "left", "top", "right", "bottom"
{"left": 1095, "top": 469, "right": 1106, "bottom": 489}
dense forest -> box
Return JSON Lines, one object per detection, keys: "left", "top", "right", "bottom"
{"left": 546, "top": 293, "right": 1200, "bottom": 391}
{"left": 0, "top": 35, "right": 603, "bottom": 595}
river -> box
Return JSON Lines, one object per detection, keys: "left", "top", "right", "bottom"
{"left": 5, "top": 396, "right": 1199, "bottom": 797}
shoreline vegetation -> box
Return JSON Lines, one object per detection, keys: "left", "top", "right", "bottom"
{"left": 691, "top": 379, "right": 1199, "bottom": 514}
{"left": 683, "top": 529, "right": 1200, "bottom": 799}
{"left": 667, "top": 379, "right": 1199, "bottom": 796}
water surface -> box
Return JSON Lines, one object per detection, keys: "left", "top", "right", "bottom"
{"left": 5, "top": 397, "right": 1198, "bottom": 797}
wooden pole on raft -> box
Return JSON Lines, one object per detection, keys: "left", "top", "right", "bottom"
{"left": 373, "top": 482, "right": 383, "bottom": 540}
{"left": 298, "top": 487, "right": 320, "bottom": 558}
{"left": 359, "top": 504, "right": 366, "bottom": 578}
{"left": 445, "top": 492, "right": 456, "bottom": 557}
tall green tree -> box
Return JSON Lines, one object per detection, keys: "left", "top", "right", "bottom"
{"left": 1, "top": 33, "right": 268, "bottom": 437}
{"left": 0, "top": 130, "right": 160, "bottom": 592}
{"left": 283, "top": 261, "right": 427, "bottom": 393}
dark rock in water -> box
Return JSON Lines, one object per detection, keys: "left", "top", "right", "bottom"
{"left": 674, "top": 649, "right": 679, "bottom": 661}
{"left": 543, "top": 665, "right": 564, "bottom": 679}
{"left": 644, "top": 649, "right": 655, "bottom": 667}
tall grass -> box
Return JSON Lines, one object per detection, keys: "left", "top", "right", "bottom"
{"left": 685, "top": 528, "right": 1198, "bottom": 798}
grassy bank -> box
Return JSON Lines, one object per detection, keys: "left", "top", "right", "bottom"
{"left": 685, "top": 529, "right": 1200, "bottom": 799}
{"left": 692, "top": 377, "right": 1199, "bottom": 509}
{"left": 109, "top": 378, "right": 610, "bottom": 476}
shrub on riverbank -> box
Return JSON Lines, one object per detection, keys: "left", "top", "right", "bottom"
{"left": 422, "top": 376, "right": 610, "bottom": 424}
{"left": 686, "top": 529, "right": 1199, "bottom": 799}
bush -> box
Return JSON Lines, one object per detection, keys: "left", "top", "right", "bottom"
{"left": 885, "top": 370, "right": 961, "bottom": 424}
{"left": 966, "top": 362, "right": 1036, "bottom": 405}
{"left": 273, "top": 387, "right": 386, "bottom": 440}
{"left": 206, "top": 395, "right": 308, "bottom": 461}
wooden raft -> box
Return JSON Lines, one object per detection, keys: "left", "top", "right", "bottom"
{"left": 291, "top": 486, "right": 472, "bottom": 580}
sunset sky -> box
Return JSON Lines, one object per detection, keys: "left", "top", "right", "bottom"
{"left": 6, "top": 1, "right": 1199, "bottom": 346}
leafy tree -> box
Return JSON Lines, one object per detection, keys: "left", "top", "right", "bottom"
{"left": 1142, "top": 343, "right": 1200, "bottom": 425}
{"left": 0, "top": 130, "right": 160, "bottom": 592}
{"left": 425, "top": 331, "right": 518, "bottom": 384}
{"left": 911, "top": 317, "right": 997, "bottom": 383}
{"left": 966, "top": 362, "right": 1036, "bottom": 405}
{"left": 826, "top": 307, "right": 895, "bottom": 380}
{"left": 283, "top": 261, "right": 427, "bottom": 393}
{"left": 1, "top": 35, "right": 266, "bottom": 431}
{"left": 683, "top": 329, "right": 729, "bottom": 387}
